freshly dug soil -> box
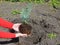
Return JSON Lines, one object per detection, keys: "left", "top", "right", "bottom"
{"left": 0, "top": 2, "right": 60, "bottom": 45}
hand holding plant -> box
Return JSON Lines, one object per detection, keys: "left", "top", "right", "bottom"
{"left": 12, "top": 23, "right": 22, "bottom": 32}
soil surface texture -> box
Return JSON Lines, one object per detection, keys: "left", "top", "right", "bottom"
{"left": 0, "top": 2, "right": 60, "bottom": 45}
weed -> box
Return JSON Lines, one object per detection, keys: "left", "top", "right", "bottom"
{"left": 11, "top": 10, "right": 21, "bottom": 15}
{"left": 47, "top": 33, "right": 57, "bottom": 39}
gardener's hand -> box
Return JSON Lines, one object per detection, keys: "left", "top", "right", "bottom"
{"left": 15, "top": 33, "right": 27, "bottom": 37}
{"left": 12, "top": 23, "right": 22, "bottom": 32}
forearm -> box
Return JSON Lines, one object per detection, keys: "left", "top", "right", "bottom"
{"left": 0, "top": 31, "right": 16, "bottom": 38}
{"left": 0, "top": 18, "right": 14, "bottom": 29}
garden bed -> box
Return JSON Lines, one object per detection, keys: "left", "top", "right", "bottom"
{"left": 0, "top": 2, "right": 60, "bottom": 45}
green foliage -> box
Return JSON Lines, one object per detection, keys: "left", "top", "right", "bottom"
{"left": 47, "top": 33, "right": 57, "bottom": 39}
{"left": 5, "top": 0, "right": 20, "bottom": 2}
{"left": 49, "top": 0, "right": 60, "bottom": 9}
{"left": 5, "top": 0, "right": 60, "bottom": 9}
{"left": 11, "top": 10, "right": 21, "bottom": 15}
{"left": 5, "top": 0, "right": 45, "bottom": 3}
{"left": 39, "top": 0, "right": 45, "bottom": 4}
{"left": 19, "top": 0, "right": 27, "bottom": 2}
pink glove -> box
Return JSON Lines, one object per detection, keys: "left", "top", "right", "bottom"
{"left": 12, "top": 23, "right": 22, "bottom": 32}
{"left": 15, "top": 33, "right": 27, "bottom": 37}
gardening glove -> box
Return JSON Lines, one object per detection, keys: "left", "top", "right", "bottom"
{"left": 15, "top": 33, "right": 27, "bottom": 37}
{"left": 12, "top": 23, "right": 22, "bottom": 32}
